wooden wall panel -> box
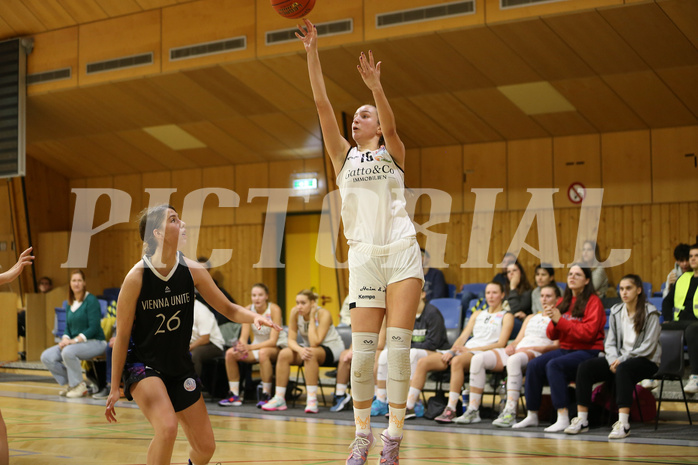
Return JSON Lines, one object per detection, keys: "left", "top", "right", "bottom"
{"left": 302, "top": 156, "right": 328, "bottom": 212}
{"left": 553, "top": 134, "right": 601, "bottom": 208}
{"left": 600, "top": 130, "right": 651, "bottom": 205}
{"left": 506, "top": 138, "right": 553, "bottom": 210}
{"left": 651, "top": 126, "right": 698, "bottom": 203}
{"left": 79, "top": 10, "right": 162, "bottom": 86}
{"left": 27, "top": 27, "right": 79, "bottom": 94}
{"left": 420, "top": 145, "right": 463, "bottom": 214}
{"left": 201, "top": 165, "right": 236, "bottom": 226}
{"left": 162, "top": 0, "right": 256, "bottom": 72}
{"left": 463, "top": 141, "right": 507, "bottom": 212}
{"left": 235, "top": 162, "right": 269, "bottom": 224}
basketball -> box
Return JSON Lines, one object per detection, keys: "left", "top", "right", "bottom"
{"left": 271, "top": 0, "right": 316, "bottom": 19}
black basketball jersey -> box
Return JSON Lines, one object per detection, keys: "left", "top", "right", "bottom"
{"left": 128, "top": 252, "right": 196, "bottom": 376}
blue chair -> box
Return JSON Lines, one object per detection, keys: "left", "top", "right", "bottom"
{"left": 654, "top": 282, "right": 666, "bottom": 297}
{"left": 447, "top": 283, "right": 456, "bottom": 299}
{"left": 54, "top": 306, "right": 67, "bottom": 340}
{"left": 556, "top": 281, "right": 567, "bottom": 291}
{"left": 98, "top": 299, "right": 108, "bottom": 318}
{"left": 461, "top": 283, "right": 487, "bottom": 296}
{"left": 430, "top": 298, "right": 462, "bottom": 330}
{"left": 648, "top": 296, "right": 663, "bottom": 311}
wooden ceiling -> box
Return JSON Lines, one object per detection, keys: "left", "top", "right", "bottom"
{"left": 3, "top": 0, "right": 698, "bottom": 178}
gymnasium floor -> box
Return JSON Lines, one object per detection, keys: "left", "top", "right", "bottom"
{"left": 1, "top": 369, "right": 697, "bottom": 464}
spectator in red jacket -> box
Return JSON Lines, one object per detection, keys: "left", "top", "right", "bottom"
{"left": 513, "top": 264, "right": 606, "bottom": 432}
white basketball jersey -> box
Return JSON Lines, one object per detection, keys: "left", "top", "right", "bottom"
{"left": 336, "top": 146, "right": 416, "bottom": 246}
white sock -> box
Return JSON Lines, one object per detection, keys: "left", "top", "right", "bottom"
{"left": 447, "top": 391, "right": 460, "bottom": 410}
{"left": 229, "top": 381, "right": 240, "bottom": 396}
{"left": 578, "top": 411, "right": 589, "bottom": 423}
{"left": 336, "top": 383, "right": 348, "bottom": 397}
{"left": 387, "top": 407, "right": 406, "bottom": 438}
{"left": 376, "top": 388, "right": 387, "bottom": 403}
{"left": 512, "top": 411, "right": 538, "bottom": 429}
{"left": 275, "top": 386, "right": 287, "bottom": 399}
{"left": 406, "top": 387, "right": 420, "bottom": 409}
{"left": 307, "top": 385, "right": 318, "bottom": 401}
{"left": 504, "top": 391, "right": 519, "bottom": 412}
{"left": 354, "top": 407, "right": 371, "bottom": 435}
{"left": 262, "top": 382, "right": 272, "bottom": 395}
{"left": 544, "top": 411, "right": 570, "bottom": 432}
{"left": 468, "top": 392, "right": 482, "bottom": 410}
{"left": 619, "top": 412, "right": 630, "bottom": 427}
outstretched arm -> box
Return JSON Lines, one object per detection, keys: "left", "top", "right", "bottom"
{"left": 0, "top": 247, "right": 33, "bottom": 286}
{"left": 356, "top": 51, "right": 405, "bottom": 168}
{"left": 297, "top": 19, "right": 351, "bottom": 174}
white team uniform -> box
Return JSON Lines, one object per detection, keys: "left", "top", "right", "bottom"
{"left": 336, "top": 146, "right": 423, "bottom": 309}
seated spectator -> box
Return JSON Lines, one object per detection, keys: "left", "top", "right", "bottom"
{"left": 460, "top": 252, "right": 517, "bottom": 313}
{"left": 506, "top": 262, "right": 533, "bottom": 321}
{"left": 581, "top": 240, "right": 609, "bottom": 298}
{"left": 662, "top": 243, "right": 698, "bottom": 394}
{"left": 663, "top": 243, "right": 691, "bottom": 298}
{"left": 453, "top": 283, "right": 561, "bottom": 427}
{"left": 422, "top": 248, "right": 448, "bottom": 303}
{"left": 219, "top": 283, "right": 284, "bottom": 407}
{"left": 262, "top": 289, "right": 345, "bottom": 413}
{"left": 531, "top": 264, "right": 561, "bottom": 314}
{"left": 40, "top": 269, "right": 107, "bottom": 398}
{"left": 190, "top": 299, "right": 225, "bottom": 378}
{"left": 331, "top": 320, "right": 386, "bottom": 413}
{"left": 513, "top": 265, "right": 606, "bottom": 432}
{"left": 566, "top": 274, "right": 661, "bottom": 439}
{"left": 404, "top": 282, "right": 514, "bottom": 423}
{"left": 371, "top": 290, "right": 450, "bottom": 418}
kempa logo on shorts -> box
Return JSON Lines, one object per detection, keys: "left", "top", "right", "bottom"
{"left": 183, "top": 378, "right": 196, "bottom": 392}
{"left": 358, "top": 294, "right": 375, "bottom": 300}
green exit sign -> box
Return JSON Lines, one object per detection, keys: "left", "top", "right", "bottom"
{"left": 293, "top": 178, "right": 317, "bottom": 190}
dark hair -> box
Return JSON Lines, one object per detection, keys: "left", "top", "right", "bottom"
{"left": 541, "top": 282, "right": 562, "bottom": 298}
{"left": 508, "top": 261, "right": 532, "bottom": 294}
{"left": 297, "top": 289, "right": 318, "bottom": 301}
{"left": 689, "top": 243, "right": 698, "bottom": 253}
{"left": 674, "top": 243, "right": 690, "bottom": 261}
{"left": 559, "top": 264, "right": 596, "bottom": 318}
{"left": 252, "top": 283, "right": 270, "bottom": 295}
{"left": 39, "top": 276, "right": 52, "bottom": 286}
{"left": 583, "top": 240, "right": 602, "bottom": 264}
{"left": 535, "top": 263, "right": 555, "bottom": 278}
{"left": 138, "top": 204, "right": 175, "bottom": 255}
{"left": 68, "top": 269, "right": 86, "bottom": 305}
{"left": 619, "top": 274, "right": 647, "bottom": 334}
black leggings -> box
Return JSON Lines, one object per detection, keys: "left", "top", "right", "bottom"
{"left": 576, "top": 356, "right": 658, "bottom": 409}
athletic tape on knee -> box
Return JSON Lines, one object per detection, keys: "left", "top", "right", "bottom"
{"left": 351, "top": 332, "right": 378, "bottom": 403}
{"left": 386, "top": 327, "right": 413, "bottom": 404}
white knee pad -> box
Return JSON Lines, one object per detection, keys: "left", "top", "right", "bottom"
{"left": 506, "top": 352, "right": 528, "bottom": 392}
{"left": 386, "top": 327, "right": 412, "bottom": 404}
{"left": 469, "top": 351, "right": 497, "bottom": 390}
{"left": 351, "top": 332, "right": 378, "bottom": 403}
{"left": 409, "top": 349, "right": 428, "bottom": 378}
{"left": 377, "top": 348, "right": 389, "bottom": 382}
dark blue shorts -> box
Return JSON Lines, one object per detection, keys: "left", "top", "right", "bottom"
{"left": 123, "top": 362, "right": 202, "bottom": 412}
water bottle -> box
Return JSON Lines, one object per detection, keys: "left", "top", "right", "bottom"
{"left": 498, "top": 379, "right": 507, "bottom": 413}
{"left": 461, "top": 389, "right": 469, "bottom": 414}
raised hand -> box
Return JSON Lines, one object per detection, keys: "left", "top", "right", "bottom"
{"left": 357, "top": 50, "right": 382, "bottom": 91}
{"left": 295, "top": 18, "right": 317, "bottom": 53}
{"left": 0, "top": 247, "right": 33, "bottom": 286}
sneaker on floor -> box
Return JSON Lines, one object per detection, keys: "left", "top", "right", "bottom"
{"left": 564, "top": 417, "right": 589, "bottom": 435}
{"left": 435, "top": 406, "right": 457, "bottom": 423}
{"left": 218, "top": 392, "right": 242, "bottom": 407}
{"left": 370, "top": 398, "right": 389, "bottom": 417}
{"left": 684, "top": 375, "right": 698, "bottom": 394}
{"left": 492, "top": 409, "right": 516, "bottom": 428}
{"left": 403, "top": 401, "right": 424, "bottom": 420}
{"left": 608, "top": 421, "right": 630, "bottom": 439}
{"left": 305, "top": 398, "right": 319, "bottom": 414}
{"left": 345, "top": 430, "right": 374, "bottom": 465}
{"left": 330, "top": 393, "right": 352, "bottom": 412}
{"left": 261, "top": 395, "right": 287, "bottom": 411}
{"left": 66, "top": 382, "right": 88, "bottom": 398}
{"left": 58, "top": 386, "right": 69, "bottom": 397}
{"left": 92, "top": 386, "right": 110, "bottom": 399}
{"left": 454, "top": 407, "right": 481, "bottom": 424}
{"left": 378, "top": 430, "right": 402, "bottom": 465}
{"left": 256, "top": 392, "right": 272, "bottom": 408}
{"left": 640, "top": 379, "right": 659, "bottom": 390}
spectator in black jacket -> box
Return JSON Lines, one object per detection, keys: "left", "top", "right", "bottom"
{"left": 371, "top": 288, "right": 450, "bottom": 418}
{"left": 422, "top": 248, "right": 448, "bottom": 303}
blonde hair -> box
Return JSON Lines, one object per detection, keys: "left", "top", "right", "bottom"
{"left": 297, "top": 289, "right": 318, "bottom": 302}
